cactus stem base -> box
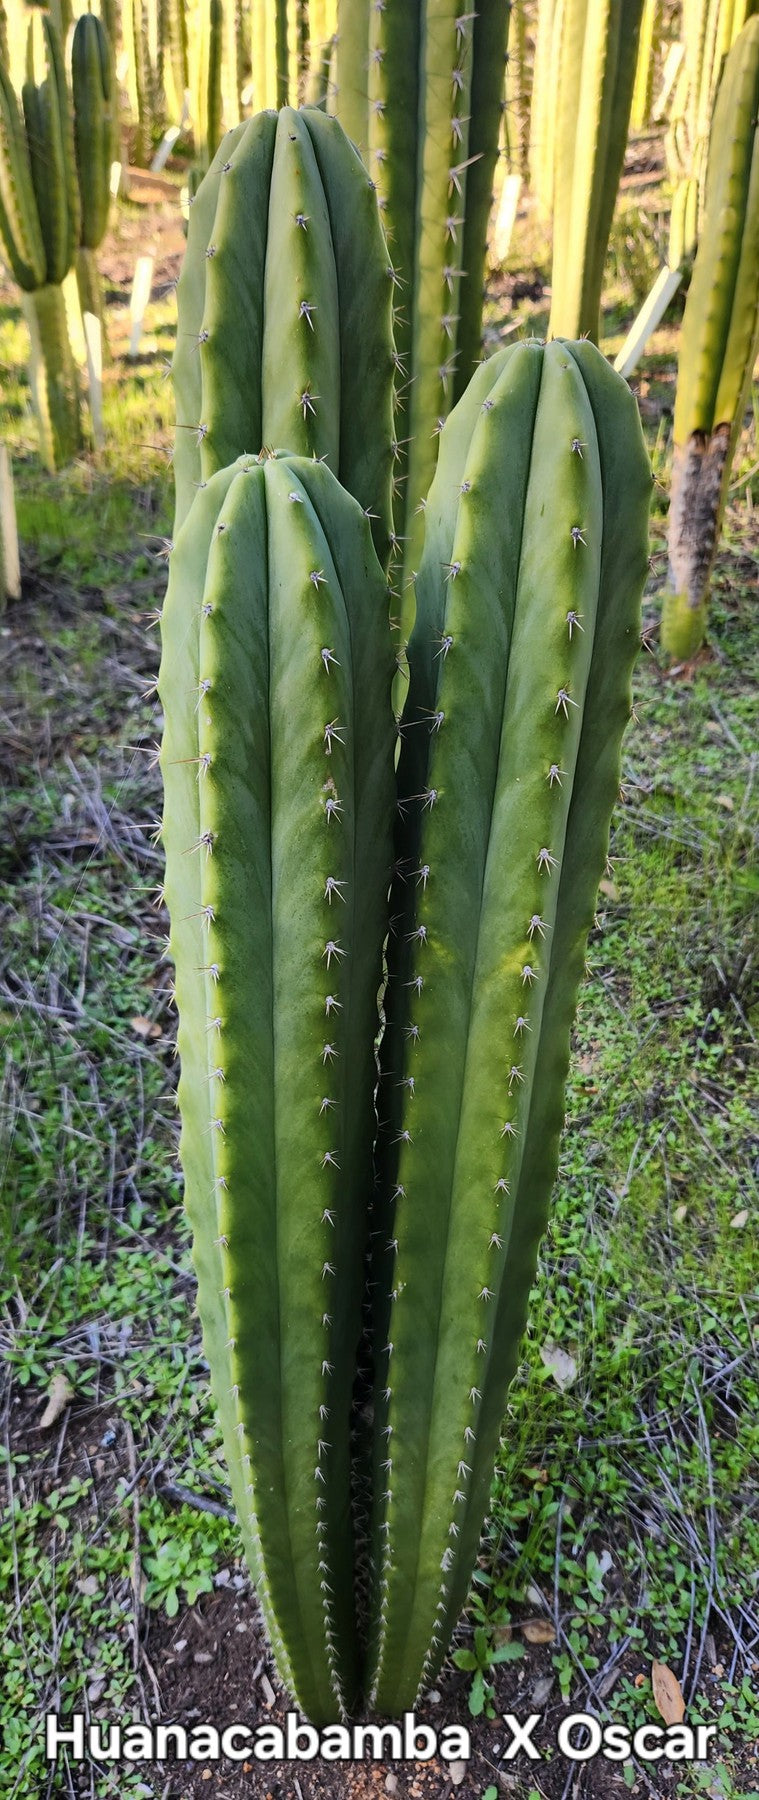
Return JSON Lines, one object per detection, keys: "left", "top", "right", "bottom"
{"left": 660, "top": 588, "right": 709, "bottom": 661}
{"left": 21, "top": 286, "right": 83, "bottom": 472}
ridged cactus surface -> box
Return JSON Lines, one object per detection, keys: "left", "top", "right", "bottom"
{"left": 548, "top": 0, "right": 646, "bottom": 341}
{"left": 665, "top": 14, "right": 759, "bottom": 655}
{"left": 172, "top": 105, "right": 395, "bottom": 568}
{"left": 71, "top": 13, "right": 118, "bottom": 337}
{"left": 366, "top": 338, "right": 651, "bottom": 1712}
{"left": 159, "top": 450, "right": 396, "bottom": 1722}
{"left": 334, "top": 0, "right": 510, "bottom": 605}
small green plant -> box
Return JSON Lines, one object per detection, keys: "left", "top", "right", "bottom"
{"left": 452, "top": 1627, "right": 524, "bottom": 1718}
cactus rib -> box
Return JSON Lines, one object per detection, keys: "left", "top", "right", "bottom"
{"left": 367, "top": 338, "right": 651, "bottom": 1712}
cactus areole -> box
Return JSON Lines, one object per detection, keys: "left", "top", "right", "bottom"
{"left": 162, "top": 136, "right": 651, "bottom": 1720}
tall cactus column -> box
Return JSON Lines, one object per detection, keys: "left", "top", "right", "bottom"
{"left": 71, "top": 13, "right": 119, "bottom": 346}
{"left": 159, "top": 451, "right": 397, "bottom": 1721}
{"left": 0, "top": 12, "right": 83, "bottom": 468}
{"left": 335, "top": 0, "right": 510, "bottom": 614}
{"left": 366, "top": 338, "right": 651, "bottom": 1713}
{"left": 663, "top": 15, "right": 759, "bottom": 657}
{"left": 548, "top": 0, "right": 646, "bottom": 342}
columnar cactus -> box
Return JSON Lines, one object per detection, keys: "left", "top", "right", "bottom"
{"left": 334, "top": 0, "right": 510, "bottom": 609}
{"left": 663, "top": 15, "right": 759, "bottom": 657}
{"left": 71, "top": 13, "right": 119, "bottom": 344}
{"left": 548, "top": 0, "right": 646, "bottom": 341}
{"left": 0, "top": 12, "right": 83, "bottom": 468}
{"left": 159, "top": 449, "right": 397, "bottom": 1722}
{"left": 665, "top": 0, "right": 758, "bottom": 263}
{"left": 527, "top": 0, "right": 560, "bottom": 220}
{"left": 366, "top": 338, "right": 651, "bottom": 1711}
{"left": 171, "top": 105, "right": 396, "bottom": 566}
{"left": 188, "top": 0, "right": 224, "bottom": 173}
{"left": 630, "top": 0, "right": 661, "bottom": 131}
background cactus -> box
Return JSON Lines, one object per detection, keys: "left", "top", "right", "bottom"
{"left": 158, "top": 448, "right": 396, "bottom": 1722}
{"left": 548, "top": 0, "right": 646, "bottom": 341}
{"left": 0, "top": 11, "right": 83, "bottom": 468}
{"left": 171, "top": 104, "right": 396, "bottom": 568}
{"left": 334, "top": 0, "right": 510, "bottom": 613}
{"left": 188, "top": 0, "right": 224, "bottom": 175}
{"left": 665, "top": 0, "right": 758, "bottom": 263}
{"left": 366, "top": 337, "right": 651, "bottom": 1711}
{"left": 663, "top": 13, "right": 759, "bottom": 657}
{"left": 71, "top": 12, "right": 119, "bottom": 344}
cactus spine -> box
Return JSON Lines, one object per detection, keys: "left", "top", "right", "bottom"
{"left": 548, "top": 0, "right": 646, "bottom": 341}
{"left": 172, "top": 106, "right": 395, "bottom": 566}
{"left": 663, "top": 15, "right": 759, "bottom": 657}
{"left": 159, "top": 450, "right": 396, "bottom": 1721}
{"left": 366, "top": 338, "right": 651, "bottom": 1711}
{"left": 0, "top": 12, "right": 82, "bottom": 468}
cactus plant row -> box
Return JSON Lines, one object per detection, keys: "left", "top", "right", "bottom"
{"left": 663, "top": 13, "right": 759, "bottom": 657}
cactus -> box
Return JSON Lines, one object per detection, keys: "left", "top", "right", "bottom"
{"left": 71, "top": 13, "right": 118, "bottom": 345}
{"left": 630, "top": 0, "right": 661, "bottom": 131}
{"left": 0, "top": 444, "right": 22, "bottom": 611}
{"left": 665, "top": 0, "right": 758, "bottom": 262}
{"left": 333, "top": 0, "right": 510, "bottom": 610}
{"left": 548, "top": 0, "right": 646, "bottom": 342}
{"left": 503, "top": 0, "right": 531, "bottom": 180}
{"left": 365, "top": 337, "right": 651, "bottom": 1712}
{"left": 0, "top": 12, "right": 83, "bottom": 468}
{"left": 527, "top": 0, "right": 561, "bottom": 220}
{"left": 189, "top": 0, "right": 224, "bottom": 172}
{"left": 171, "top": 105, "right": 396, "bottom": 568}
{"left": 158, "top": 448, "right": 396, "bottom": 1722}
{"left": 663, "top": 14, "right": 759, "bottom": 658}
{"left": 121, "top": 0, "right": 160, "bottom": 165}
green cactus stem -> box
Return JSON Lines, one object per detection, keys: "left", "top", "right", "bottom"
{"left": 663, "top": 14, "right": 759, "bottom": 658}
{"left": 20, "top": 283, "right": 81, "bottom": 470}
{"left": 336, "top": 0, "right": 510, "bottom": 613}
{"left": 159, "top": 449, "right": 396, "bottom": 1722}
{"left": 548, "top": 0, "right": 646, "bottom": 342}
{"left": 366, "top": 337, "right": 651, "bottom": 1713}
{"left": 71, "top": 13, "right": 118, "bottom": 350}
{"left": 630, "top": 0, "right": 660, "bottom": 130}
{"left": 171, "top": 105, "right": 395, "bottom": 569}
{"left": 0, "top": 15, "right": 83, "bottom": 466}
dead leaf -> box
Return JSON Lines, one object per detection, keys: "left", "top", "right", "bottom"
{"left": 674, "top": 1204, "right": 688, "bottom": 1223}
{"left": 730, "top": 1210, "right": 749, "bottom": 1230}
{"left": 598, "top": 879, "right": 620, "bottom": 901}
{"left": 77, "top": 1575, "right": 98, "bottom": 1597}
{"left": 521, "top": 1618, "right": 556, "bottom": 1644}
{"left": 39, "top": 1372, "right": 73, "bottom": 1429}
{"left": 715, "top": 794, "right": 734, "bottom": 812}
{"left": 652, "top": 1659, "right": 686, "bottom": 1725}
{"left": 539, "top": 1343, "right": 578, "bottom": 1391}
{"left": 130, "top": 1015, "right": 162, "bottom": 1040}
